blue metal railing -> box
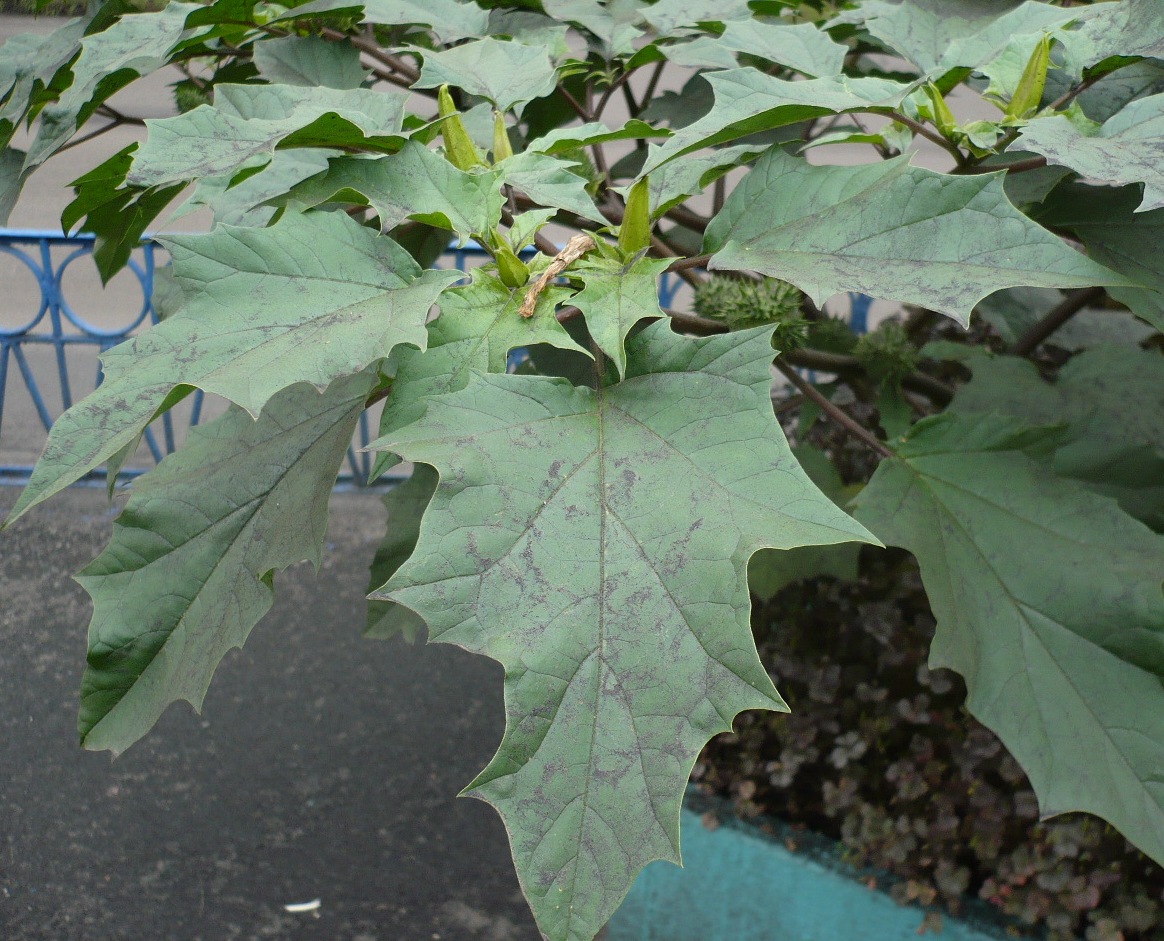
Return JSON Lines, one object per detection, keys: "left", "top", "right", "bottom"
{"left": 0, "top": 229, "right": 851, "bottom": 489}
{"left": 0, "top": 231, "right": 529, "bottom": 487}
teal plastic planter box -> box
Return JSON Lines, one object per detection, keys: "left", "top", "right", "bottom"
{"left": 606, "top": 791, "right": 1024, "bottom": 941}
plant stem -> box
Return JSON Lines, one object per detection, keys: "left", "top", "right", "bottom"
{"left": 668, "top": 253, "right": 710, "bottom": 273}
{"left": 559, "top": 86, "right": 592, "bottom": 122}
{"left": 774, "top": 360, "right": 894, "bottom": 458}
{"left": 1011, "top": 286, "right": 1106, "bottom": 356}
{"left": 595, "top": 69, "right": 634, "bottom": 121}
{"left": 367, "top": 64, "right": 416, "bottom": 89}
{"left": 785, "top": 348, "right": 953, "bottom": 404}
{"left": 775, "top": 393, "right": 806, "bottom": 417}
{"left": 649, "top": 233, "right": 705, "bottom": 289}
{"left": 589, "top": 335, "right": 606, "bottom": 385}
{"left": 1046, "top": 74, "right": 1101, "bottom": 113}
{"left": 534, "top": 231, "right": 559, "bottom": 256}
{"left": 56, "top": 118, "right": 124, "bottom": 153}
{"left": 319, "top": 25, "right": 420, "bottom": 82}
{"left": 956, "top": 155, "right": 1048, "bottom": 175}
{"left": 876, "top": 111, "right": 966, "bottom": 166}
{"left": 365, "top": 384, "right": 392, "bottom": 408}
{"left": 585, "top": 85, "right": 614, "bottom": 190}
{"left": 666, "top": 204, "right": 709, "bottom": 233}
{"left": 559, "top": 298, "right": 954, "bottom": 404}
{"left": 95, "top": 104, "right": 145, "bottom": 126}
{"left": 664, "top": 307, "right": 724, "bottom": 332}
{"left": 622, "top": 82, "right": 641, "bottom": 120}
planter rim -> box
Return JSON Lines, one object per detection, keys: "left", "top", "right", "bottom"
{"left": 606, "top": 787, "right": 1055, "bottom": 941}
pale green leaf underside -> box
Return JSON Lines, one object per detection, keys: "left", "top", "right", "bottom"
{"left": 77, "top": 370, "right": 375, "bottom": 754}
{"left": 718, "top": 20, "right": 847, "bottom": 77}
{"left": 661, "top": 20, "right": 852, "bottom": 78}
{"left": 705, "top": 148, "right": 1128, "bottom": 325}
{"left": 621, "top": 144, "right": 763, "bottom": 220}
{"left": 253, "top": 34, "right": 368, "bottom": 89}
{"left": 412, "top": 37, "right": 557, "bottom": 114}
{"left": 497, "top": 151, "right": 606, "bottom": 224}
{"left": 854, "top": 412, "right": 1164, "bottom": 868}
{"left": 127, "top": 84, "right": 407, "bottom": 188}
{"left": 938, "top": 345, "right": 1164, "bottom": 528}
{"left": 747, "top": 445, "right": 860, "bottom": 600}
{"left": 366, "top": 464, "right": 437, "bottom": 643}
{"left": 25, "top": 4, "right": 199, "bottom": 168}
{"left": 369, "top": 266, "right": 583, "bottom": 478}
{"left": 640, "top": 69, "right": 911, "bottom": 175}
{"left": 639, "top": 0, "right": 750, "bottom": 36}
{"left": 1018, "top": 95, "right": 1164, "bottom": 212}
{"left": 570, "top": 254, "right": 672, "bottom": 378}
{"left": 287, "top": 0, "right": 489, "bottom": 43}
{"left": 835, "top": 0, "right": 1080, "bottom": 75}
{"left": 1063, "top": 60, "right": 1164, "bottom": 124}
{"left": 489, "top": 9, "right": 571, "bottom": 60}
{"left": 173, "top": 149, "right": 335, "bottom": 228}
{"left": 0, "top": 18, "right": 86, "bottom": 132}
{"left": 660, "top": 37, "right": 740, "bottom": 72}
{"left": 372, "top": 322, "right": 874, "bottom": 941}
{"left": 542, "top": 0, "right": 645, "bottom": 57}
{"left": 1039, "top": 183, "right": 1164, "bottom": 333}
{"left": 526, "top": 120, "right": 669, "bottom": 156}
{"left": 4, "top": 211, "right": 458, "bottom": 526}
{"left": 0, "top": 18, "right": 85, "bottom": 219}
{"left": 1061, "top": 0, "right": 1164, "bottom": 76}
{"left": 282, "top": 141, "right": 506, "bottom": 243}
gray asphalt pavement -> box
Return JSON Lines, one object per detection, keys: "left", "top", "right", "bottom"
{"left": 1, "top": 486, "right": 540, "bottom": 941}
{"left": 1, "top": 19, "right": 540, "bottom": 939}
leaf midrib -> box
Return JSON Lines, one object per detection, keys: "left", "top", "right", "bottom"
{"left": 83, "top": 400, "right": 357, "bottom": 733}
{"left": 917, "top": 472, "right": 1156, "bottom": 817}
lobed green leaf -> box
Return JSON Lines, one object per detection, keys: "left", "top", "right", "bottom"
{"left": 1058, "top": 0, "right": 1164, "bottom": 77}
{"left": 370, "top": 266, "right": 585, "bottom": 479}
{"left": 253, "top": 34, "right": 368, "bottom": 89}
{"left": 705, "top": 148, "right": 1129, "bottom": 326}
{"left": 282, "top": 142, "right": 505, "bottom": 243}
{"left": 1018, "top": 94, "right": 1164, "bottom": 213}
{"left": 366, "top": 464, "right": 437, "bottom": 643}
{"left": 127, "top": 84, "right": 408, "bottom": 189}
{"left": 0, "top": 146, "right": 24, "bottom": 224}
{"left": 854, "top": 411, "right": 1164, "bottom": 869}
{"left": 372, "top": 322, "right": 874, "bottom": 941}
{"left": 1038, "top": 181, "right": 1164, "bottom": 333}
{"left": 640, "top": 69, "right": 911, "bottom": 174}
{"left": 4, "top": 211, "right": 458, "bottom": 525}
{"left": 834, "top": 0, "right": 1081, "bottom": 77}
{"left": 286, "top": 0, "right": 489, "bottom": 43}
{"left": 412, "top": 37, "right": 558, "bottom": 116}
{"left": 569, "top": 254, "right": 671, "bottom": 378}
{"left": 77, "top": 370, "right": 376, "bottom": 754}
{"left": 542, "top": 0, "right": 646, "bottom": 58}
{"left": 747, "top": 445, "right": 861, "bottom": 600}
{"left": 497, "top": 151, "right": 607, "bottom": 224}
{"left": 25, "top": 4, "right": 201, "bottom": 168}
{"left": 639, "top": 0, "right": 751, "bottom": 37}
{"left": 935, "top": 344, "right": 1164, "bottom": 529}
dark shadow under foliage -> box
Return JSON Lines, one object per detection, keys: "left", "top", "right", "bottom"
{"left": 696, "top": 551, "right": 1164, "bottom": 941}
